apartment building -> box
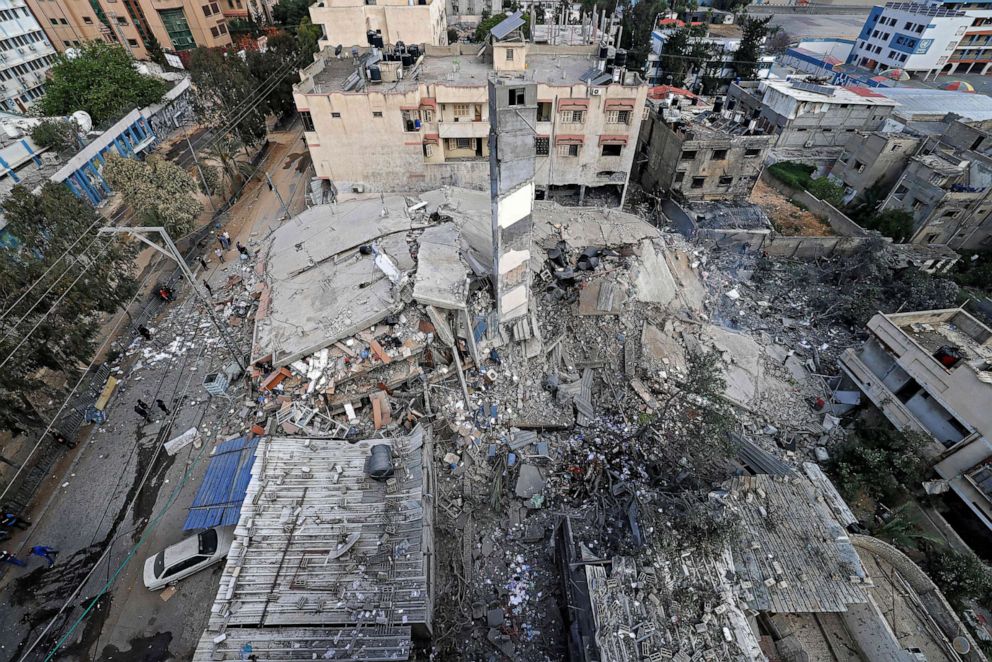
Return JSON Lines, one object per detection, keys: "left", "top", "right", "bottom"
{"left": 636, "top": 93, "right": 774, "bottom": 201}
{"left": 29, "top": 0, "right": 231, "bottom": 58}
{"left": 848, "top": 3, "right": 970, "bottom": 77}
{"left": 839, "top": 308, "right": 992, "bottom": 533}
{"left": 293, "top": 41, "right": 646, "bottom": 204}
{"left": 830, "top": 130, "right": 923, "bottom": 204}
{"left": 309, "top": 0, "right": 446, "bottom": 51}
{"left": 725, "top": 79, "right": 897, "bottom": 160}
{"left": 0, "top": 0, "right": 57, "bottom": 112}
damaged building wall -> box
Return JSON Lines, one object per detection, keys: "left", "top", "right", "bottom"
{"left": 829, "top": 131, "right": 922, "bottom": 203}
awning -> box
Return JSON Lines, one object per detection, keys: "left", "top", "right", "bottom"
{"left": 605, "top": 98, "right": 636, "bottom": 111}
{"left": 183, "top": 435, "right": 260, "bottom": 530}
{"left": 598, "top": 134, "right": 629, "bottom": 145}
{"left": 558, "top": 98, "right": 590, "bottom": 110}
{"left": 556, "top": 135, "right": 585, "bottom": 145}
{"left": 419, "top": 98, "right": 437, "bottom": 108}
{"left": 423, "top": 133, "right": 439, "bottom": 144}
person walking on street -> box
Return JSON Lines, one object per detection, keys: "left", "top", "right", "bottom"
{"left": 203, "top": 280, "right": 213, "bottom": 296}
{"left": 199, "top": 257, "right": 209, "bottom": 271}
{"left": 137, "top": 399, "right": 149, "bottom": 410}
{"left": 222, "top": 231, "right": 231, "bottom": 248}
{"left": 2, "top": 512, "right": 30, "bottom": 529}
{"left": 134, "top": 402, "right": 152, "bottom": 423}
{"left": 237, "top": 242, "right": 249, "bottom": 256}
{"left": 155, "top": 399, "right": 171, "bottom": 415}
{"left": 137, "top": 325, "right": 152, "bottom": 341}
{"left": 214, "top": 247, "right": 225, "bottom": 263}
{"left": 30, "top": 545, "right": 59, "bottom": 567}
{"left": 0, "top": 550, "right": 26, "bottom": 567}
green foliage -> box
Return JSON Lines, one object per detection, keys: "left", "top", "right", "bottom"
{"left": 188, "top": 47, "right": 268, "bottom": 146}
{"left": 37, "top": 42, "right": 167, "bottom": 126}
{"left": 198, "top": 164, "right": 221, "bottom": 195}
{"left": 659, "top": 25, "right": 713, "bottom": 87}
{"left": 767, "top": 161, "right": 814, "bottom": 189}
{"left": 734, "top": 14, "right": 771, "bottom": 80}
{"left": 102, "top": 153, "right": 203, "bottom": 237}
{"left": 204, "top": 137, "right": 254, "bottom": 197}
{"left": 0, "top": 183, "right": 137, "bottom": 433}
{"left": 860, "top": 209, "right": 915, "bottom": 242}
{"left": 829, "top": 422, "right": 931, "bottom": 502}
{"left": 228, "top": 17, "right": 263, "bottom": 37}
{"left": 273, "top": 0, "right": 310, "bottom": 26}
{"left": 622, "top": 0, "right": 667, "bottom": 73}
{"left": 247, "top": 32, "right": 300, "bottom": 119}
{"left": 474, "top": 12, "right": 530, "bottom": 42}
{"left": 297, "top": 17, "right": 321, "bottom": 58}
{"left": 924, "top": 547, "right": 992, "bottom": 605}
{"left": 146, "top": 33, "right": 167, "bottom": 67}
{"left": 950, "top": 250, "right": 992, "bottom": 293}
{"left": 807, "top": 176, "right": 845, "bottom": 207}
{"left": 869, "top": 505, "right": 941, "bottom": 550}
{"left": 30, "top": 119, "right": 76, "bottom": 152}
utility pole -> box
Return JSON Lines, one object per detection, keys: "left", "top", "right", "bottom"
{"left": 265, "top": 172, "right": 289, "bottom": 220}
{"left": 98, "top": 226, "right": 247, "bottom": 370}
{"left": 185, "top": 126, "right": 216, "bottom": 212}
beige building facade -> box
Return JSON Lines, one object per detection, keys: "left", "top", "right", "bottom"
{"left": 294, "top": 42, "right": 646, "bottom": 203}
{"left": 310, "top": 0, "right": 446, "bottom": 50}
{"left": 30, "top": 0, "right": 232, "bottom": 58}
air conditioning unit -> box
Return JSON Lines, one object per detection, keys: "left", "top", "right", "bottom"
{"left": 27, "top": 44, "right": 35, "bottom": 51}
{"left": 590, "top": 88, "right": 603, "bottom": 96}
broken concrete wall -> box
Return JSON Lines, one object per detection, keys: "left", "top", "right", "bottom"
{"left": 764, "top": 235, "right": 866, "bottom": 258}
{"left": 696, "top": 228, "right": 769, "bottom": 252}
{"left": 839, "top": 601, "right": 917, "bottom": 662}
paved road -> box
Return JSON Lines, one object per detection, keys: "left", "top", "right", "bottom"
{"left": 766, "top": 13, "right": 870, "bottom": 40}
{"left": 0, "top": 123, "right": 307, "bottom": 662}
{"left": 902, "top": 72, "right": 992, "bottom": 97}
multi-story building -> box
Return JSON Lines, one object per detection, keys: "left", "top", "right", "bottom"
{"left": 645, "top": 22, "right": 774, "bottom": 87}
{"left": 839, "top": 308, "right": 992, "bottom": 533}
{"left": 293, "top": 40, "right": 646, "bottom": 204}
{"left": 0, "top": 0, "right": 57, "bottom": 112}
{"left": 830, "top": 130, "right": 923, "bottom": 204}
{"left": 848, "top": 3, "right": 971, "bottom": 77}
{"left": 309, "top": 0, "right": 447, "bottom": 50}
{"left": 636, "top": 92, "right": 775, "bottom": 201}
{"left": 29, "top": 0, "right": 232, "bottom": 58}
{"left": 935, "top": 0, "right": 992, "bottom": 75}
{"left": 725, "top": 79, "right": 897, "bottom": 160}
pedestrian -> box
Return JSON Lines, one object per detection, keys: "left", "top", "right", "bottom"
{"left": 136, "top": 399, "right": 149, "bottom": 410}
{"left": 199, "top": 257, "right": 208, "bottom": 271}
{"left": 52, "top": 431, "right": 75, "bottom": 449}
{"left": 214, "top": 247, "right": 225, "bottom": 263}
{"left": 29, "top": 545, "right": 59, "bottom": 567}
{"left": 158, "top": 286, "right": 175, "bottom": 302}
{"left": 2, "top": 512, "right": 30, "bottom": 530}
{"left": 155, "top": 399, "right": 171, "bottom": 415}
{"left": 0, "top": 550, "right": 26, "bottom": 567}
{"left": 203, "top": 280, "right": 213, "bottom": 296}
{"left": 217, "top": 235, "right": 227, "bottom": 250}
{"left": 134, "top": 403, "right": 152, "bottom": 423}
{"left": 137, "top": 325, "right": 152, "bottom": 341}
{"left": 236, "top": 241, "right": 249, "bottom": 256}
{"left": 222, "top": 230, "right": 231, "bottom": 247}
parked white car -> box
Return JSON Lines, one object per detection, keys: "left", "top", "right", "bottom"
{"left": 143, "top": 527, "right": 233, "bottom": 591}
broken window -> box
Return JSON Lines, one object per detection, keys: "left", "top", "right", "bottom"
{"left": 537, "top": 102, "right": 552, "bottom": 122}
{"left": 601, "top": 144, "right": 622, "bottom": 157}
{"left": 557, "top": 144, "right": 580, "bottom": 157}
{"left": 560, "top": 110, "right": 585, "bottom": 123}
{"left": 680, "top": 150, "right": 697, "bottom": 161}
{"left": 508, "top": 87, "right": 525, "bottom": 106}
{"left": 854, "top": 160, "right": 865, "bottom": 173}
{"left": 691, "top": 176, "right": 706, "bottom": 189}
{"left": 674, "top": 171, "right": 685, "bottom": 184}
{"left": 719, "top": 175, "right": 733, "bottom": 186}
{"left": 401, "top": 109, "right": 418, "bottom": 131}
{"left": 712, "top": 149, "right": 728, "bottom": 160}
{"left": 744, "top": 148, "right": 761, "bottom": 158}
{"left": 535, "top": 136, "right": 549, "bottom": 155}
{"left": 300, "top": 111, "right": 314, "bottom": 132}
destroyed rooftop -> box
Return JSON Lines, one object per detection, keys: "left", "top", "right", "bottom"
{"left": 303, "top": 47, "right": 617, "bottom": 93}
{"left": 890, "top": 308, "right": 992, "bottom": 366}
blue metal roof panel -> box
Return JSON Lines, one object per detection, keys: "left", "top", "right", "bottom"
{"left": 183, "top": 436, "right": 260, "bottom": 530}
{"left": 491, "top": 10, "right": 526, "bottom": 40}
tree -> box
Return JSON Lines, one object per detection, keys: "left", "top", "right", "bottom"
{"left": 859, "top": 209, "right": 915, "bottom": 242}
{"left": 829, "top": 423, "right": 931, "bottom": 502}
{"left": 0, "top": 183, "right": 137, "bottom": 433}
{"left": 102, "top": 153, "right": 203, "bottom": 237}
{"left": 925, "top": 547, "right": 992, "bottom": 605}
{"left": 188, "top": 47, "right": 268, "bottom": 147}
{"left": 273, "top": 0, "right": 309, "bottom": 27}
{"left": 30, "top": 119, "right": 77, "bottom": 152}
{"left": 807, "top": 176, "right": 845, "bottom": 207}
{"left": 204, "top": 138, "right": 254, "bottom": 198}
{"left": 659, "top": 26, "right": 712, "bottom": 87}
{"left": 766, "top": 29, "right": 792, "bottom": 56}
{"left": 621, "top": 0, "right": 666, "bottom": 72}
{"left": 297, "top": 17, "right": 321, "bottom": 58}
{"left": 246, "top": 32, "right": 299, "bottom": 119}
{"left": 146, "top": 33, "right": 168, "bottom": 67}
{"left": 37, "top": 42, "right": 167, "bottom": 126}
{"left": 734, "top": 14, "right": 772, "bottom": 80}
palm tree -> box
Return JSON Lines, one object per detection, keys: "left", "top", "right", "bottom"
{"left": 201, "top": 138, "right": 254, "bottom": 199}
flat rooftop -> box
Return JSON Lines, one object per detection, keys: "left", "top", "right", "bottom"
{"left": 889, "top": 309, "right": 992, "bottom": 367}
{"left": 760, "top": 79, "right": 898, "bottom": 107}
{"left": 879, "top": 88, "right": 992, "bottom": 121}
{"left": 301, "top": 47, "right": 607, "bottom": 94}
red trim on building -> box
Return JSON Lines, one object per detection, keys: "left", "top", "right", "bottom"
{"left": 555, "top": 135, "right": 585, "bottom": 145}
{"left": 420, "top": 98, "right": 437, "bottom": 108}
{"left": 404, "top": 141, "right": 422, "bottom": 146}
{"left": 598, "top": 135, "right": 628, "bottom": 145}
{"left": 604, "top": 98, "right": 636, "bottom": 111}
{"left": 558, "top": 99, "right": 590, "bottom": 110}
{"left": 423, "top": 134, "right": 439, "bottom": 144}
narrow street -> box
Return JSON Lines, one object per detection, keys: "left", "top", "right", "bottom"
{"left": 0, "top": 123, "right": 307, "bottom": 662}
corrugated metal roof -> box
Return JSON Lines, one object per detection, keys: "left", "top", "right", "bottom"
{"left": 879, "top": 87, "right": 992, "bottom": 120}
{"left": 183, "top": 435, "right": 259, "bottom": 530}
{"left": 490, "top": 10, "right": 525, "bottom": 40}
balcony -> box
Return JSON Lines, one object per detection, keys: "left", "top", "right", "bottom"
{"left": 438, "top": 122, "right": 488, "bottom": 139}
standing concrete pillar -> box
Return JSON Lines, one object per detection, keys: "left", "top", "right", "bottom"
{"left": 488, "top": 76, "right": 537, "bottom": 324}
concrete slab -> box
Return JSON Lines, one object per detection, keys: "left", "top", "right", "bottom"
{"left": 413, "top": 223, "right": 470, "bottom": 310}
{"left": 634, "top": 239, "right": 678, "bottom": 305}
{"left": 641, "top": 321, "right": 687, "bottom": 373}
{"left": 514, "top": 464, "right": 546, "bottom": 499}
{"left": 578, "top": 279, "right": 626, "bottom": 316}
{"left": 703, "top": 324, "right": 763, "bottom": 405}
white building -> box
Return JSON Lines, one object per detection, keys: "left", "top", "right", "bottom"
{"left": 848, "top": 3, "right": 971, "bottom": 77}
{"left": 0, "top": 0, "right": 57, "bottom": 113}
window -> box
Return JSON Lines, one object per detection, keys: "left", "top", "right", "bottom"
{"left": 49, "top": 18, "right": 57, "bottom": 24}
{"left": 218, "top": 23, "right": 227, "bottom": 34}
{"left": 691, "top": 176, "right": 706, "bottom": 189}
{"left": 712, "top": 149, "right": 727, "bottom": 160}
{"left": 210, "top": 26, "right": 219, "bottom": 37}
{"left": 163, "top": 556, "right": 207, "bottom": 579}
{"left": 558, "top": 144, "right": 579, "bottom": 157}
{"left": 198, "top": 529, "right": 219, "bottom": 555}
{"left": 680, "top": 150, "right": 697, "bottom": 161}
{"left": 601, "top": 143, "right": 622, "bottom": 156}
{"left": 455, "top": 137, "right": 471, "bottom": 149}
{"left": 83, "top": 16, "right": 93, "bottom": 23}
{"left": 535, "top": 136, "right": 549, "bottom": 155}
{"left": 127, "top": 38, "right": 138, "bottom": 47}
{"left": 421, "top": 109, "right": 433, "bottom": 123}
{"left": 211, "top": 2, "right": 220, "bottom": 12}
{"left": 301, "top": 111, "right": 314, "bottom": 131}
{"left": 674, "top": 171, "right": 685, "bottom": 184}
{"left": 423, "top": 143, "right": 434, "bottom": 158}
{"left": 203, "top": 4, "right": 213, "bottom": 15}
{"left": 560, "top": 110, "right": 584, "bottom": 123}
{"left": 744, "top": 148, "right": 761, "bottom": 158}
{"left": 505, "top": 48, "right": 514, "bottom": 61}
{"left": 854, "top": 160, "right": 865, "bottom": 173}
{"left": 115, "top": 16, "right": 126, "bottom": 24}
{"left": 606, "top": 110, "right": 631, "bottom": 124}
{"left": 331, "top": 112, "right": 341, "bottom": 118}
{"left": 401, "top": 109, "right": 418, "bottom": 130}
{"left": 452, "top": 103, "right": 469, "bottom": 118}
{"left": 508, "top": 87, "right": 525, "bottom": 106}
{"left": 719, "top": 175, "right": 734, "bottom": 186}
{"left": 537, "top": 102, "right": 552, "bottom": 122}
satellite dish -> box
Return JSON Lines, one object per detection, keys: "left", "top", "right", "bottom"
{"left": 71, "top": 110, "right": 92, "bottom": 134}
{"left": 953, "top": 637, "right": 971, "bottom": 654}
